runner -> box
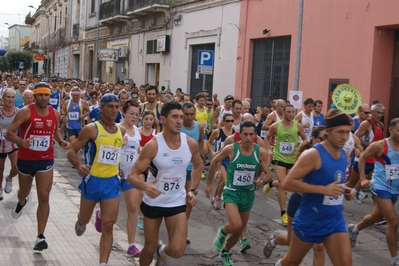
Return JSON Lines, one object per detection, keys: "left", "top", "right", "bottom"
{"left": 349, "top": 103, "right": 384, "bottom": 204}
{"left": 352, "top": 104, "right": 370, "bottom": 133}
{"left": 347, "top": 118, "right": 399, "bottom": 266}
{"left": 0, "top": 88, "right": 19, "bottom": 199}
{"left": 49, "top": 78, "right": 62, "bottom": 111}
{"left": 231, "top": 100, "right": 243, "bottom": 132}
{"left": 5, "top": 82, "right": 69, "bottom": 251}
{"left": 195, "top": 93, "right": 209, "bottom": 163}
{"left": 263, "top": 125, "right": 327, "bottom": 266}
{"left": 213, "top": 95, "right": 234, "bottom": 129}
{"left": 275, "top": 109, "right": 354, "bottom": 266}
{"left": 264, "top": 104, "right": 307, "bottom": 226}
{"left": 140, "top": 85, "right": 162, "bottom": 132}
{"left": 67, "top": 93, "right": 125, "bottom": 266}
{"left": 207, "top": 113, "right": 235, "bottom": 210}
{"left": 312, "top": 100, "right": 325, "bottom": 126}
{"left": 128, "top": 101, "right": 203, "bottom": 266}
{"left": 295, "top": 98, "right": 315, "bottom": 141}
{"left": 255, "top": 104, "right": 270, "bottom": 139}
{"left": 206, "top": 120, "right": 270, "bottom": 266}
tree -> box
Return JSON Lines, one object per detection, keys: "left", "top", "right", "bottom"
{"left": 0, "top": 56, "right": 6, "bottom": 72}
{"left": 4, "top": 50, "right": 33, "bottom": 72}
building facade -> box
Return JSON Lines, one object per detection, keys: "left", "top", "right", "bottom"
{"left": 6, "top": 25, "right": 30, "bottom": 51}
{"left": 235, "top": 0, "right": 399, "bottom": 125}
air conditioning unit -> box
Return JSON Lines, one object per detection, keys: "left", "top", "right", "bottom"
{"left": 119, "top": 46, "right": 128, "bottom": 58}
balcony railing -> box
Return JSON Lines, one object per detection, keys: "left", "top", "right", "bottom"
{"left": 25, "top": 11, "right": 36, "bottom": 25}
{"left": 127, "top": 0, "right": 170, "bottom": 13}
{"left": 99, "top": 0, "right": 124, "bottom": 20}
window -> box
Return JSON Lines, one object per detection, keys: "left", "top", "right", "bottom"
{"left": 146, "top": 40, "right": 160, "bottom": 54}
{"left": 60, "top": 10, "right": 62, "bottom": 25}
{"left": 91, "top": 0, "right": 96, "bottom": 14}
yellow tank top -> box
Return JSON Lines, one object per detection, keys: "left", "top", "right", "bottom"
{"left": 88, "top": 121, "right": 123, "bottom": 178}
{"left": 195, "top": 105, "right": 208, "bottom": 124}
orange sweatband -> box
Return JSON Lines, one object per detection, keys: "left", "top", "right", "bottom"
{"left": 34, "top": 87, "right": 51, "bottom": 95}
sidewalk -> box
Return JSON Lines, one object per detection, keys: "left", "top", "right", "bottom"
{"left": 0, "top": 165, "right": 141, "bottom": 265}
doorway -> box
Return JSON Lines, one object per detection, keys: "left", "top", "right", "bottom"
{"left": 146, "top": 63, "right": 160, "bottom": 87}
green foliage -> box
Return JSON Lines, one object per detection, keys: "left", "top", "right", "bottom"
{"left": 0, "top": 56, "right": 6, "bottom": 72}
{"left": 3, "top": 50, "right": 34, "bottom": 72}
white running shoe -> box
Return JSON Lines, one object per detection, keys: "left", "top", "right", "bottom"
{"left": 347, "top": 223, "right": 358, "bottom": 248}
{"left": 4, "top": 176, "right": 12, "bottom": 194}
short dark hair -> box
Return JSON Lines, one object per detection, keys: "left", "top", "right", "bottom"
{"left": 389, "top": 118, "right": 399, "bottom": 128}
{"left": 34, "top": 82, "right": 50, "bottom": 89}
{"left": 232, "top": 99, "right": 242, "bottom": 107}
{"left": 303, "top": 98, "right": 314, "bottom": 106}
{"left": 161, "top": 101, "right": 183, "bottom": 117}
{"left": 223, "top": 113, "right": 233, "bottom": 121}
{"left": 146, "top": 85, "right": 158, "bottom": 94}
{"left": 122, "top": 99, "right": 140, "bottom": 113}
{"left": 314, "top": 100, "right": 323, "bottom": 106}
{"left": 182, "top": 101, "right": 195, "bottom": 110}
{"left": 195, "top": 92, "right": 206, "bottom": 101}
{"left": 240, "top": 120, "right": 256, "bottom": 133}
{"left": 283, "top": 104, "right": 294, "bottom": 111}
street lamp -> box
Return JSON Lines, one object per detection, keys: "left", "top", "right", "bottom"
{"left": 5, "top": 23, "right": 21, "bottom": 51}
{"left": 29, "top": 5, "right": 50, "bottom": 76}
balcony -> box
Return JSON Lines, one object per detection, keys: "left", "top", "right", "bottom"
{"left": 99, "top": 0, "right": 129, "bottom": 23}
{"left": 25, "top": 12, "right": 35, "bottom": 25}
{"left": 127, "top": 0, "right": 171, "bottom": 14}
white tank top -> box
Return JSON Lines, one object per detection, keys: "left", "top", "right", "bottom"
{"left": 120, "top": 126, "right": 141, "bottom": 179}
{"left": 218, "top": 105, "right": 233, "bottom": 124}
{"left": 143, "top": 132, "right": 191, "bottom": 207}
{"left": 273, "top": 111, "right": 282, "bottom": 122}
{"left": 300, "top": 111, "right": 314, "bottom": 141}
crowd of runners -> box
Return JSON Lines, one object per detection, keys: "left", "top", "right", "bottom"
{"left": 0, "top": 73, "right": 399, "bottom": 266}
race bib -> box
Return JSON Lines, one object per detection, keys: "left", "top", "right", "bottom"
{"left": 385, "top": 165, "right": 399, "bottom": 180}
{"left": 120, "top": 150, "right": 137, "bottom": 166}
{"left": 233, "top": 170, "right": 255, "bottom": 186}
{"left": 97, "top": 145, "right": 120, "bottom": 165}
{"left": 280, "top": 142, "right": 295, "bottom": 154}
{"left": 49, "top": 98, "right": 58, "bottom": 105}
{"left": 260, "top": 130, "right": 267, "bottom": 138}
{"left": 30, "top": 135, "right": 50, "bottom": 151}
{"left": 322, "top": 194, "right": 344, "bottom": 206}
{"left": 158, "top": 177, "right": 183, "bottom": 193}
{"left": 304, "top": 128, "right": 312, "bottom": 135}
{"left": 68, "top": 112, "right": 79, "bottom": 120}
{"left": 0, "top": 130, "right": 6, "bottom": 140}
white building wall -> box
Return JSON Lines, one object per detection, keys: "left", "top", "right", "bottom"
{"left": 128, "top": 29, "right": 172, "bottom": 87}
{"left": 54, "top": 47, "right": 69, "bottom": 78}
{"left": 170, "top": 1, "right": 240, "bottom": 99}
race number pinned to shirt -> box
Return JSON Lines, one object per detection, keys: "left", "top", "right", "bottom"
{"left": 159, "top": 176, "right": 182, "bottom": 193}
{"left": 233, "top": 170, "right": 255, "bottom": 186}
{"left": 49, "top": 98, "right": 58, "bottom": 105}
{"left": 0, "top": 130, "right": 6, "bottom": 140}
{"left": 121, "top": 150, "right": 137, "bottom": 166}
{"left": 280, "top": 142, "right": 295, "bottom": 154}
{"left": 322, "top": 194, "right": 344, "bottom": 206}
{"left": 30, "top": 135, "right": 50, "bottom": 151}
{"left": 260, "top": 130, "right": 267, "bottom": 138}
{"left": 97, "top": 145, "right": 120, "bottom": 165}
{"left": 386, "top": 165, "right": 399, "bottom": 180}
{"left": 68, "top": 112, "right": 79, "bottom": 120}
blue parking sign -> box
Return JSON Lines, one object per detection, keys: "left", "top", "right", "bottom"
{"left": 197, "top": 50, "right": 214, "bottom": 75}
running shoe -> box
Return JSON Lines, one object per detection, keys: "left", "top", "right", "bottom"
{"left": 239, "top": 237, "right": 251, "bottom": 253}
{"left": 374, "top": 218, "right": 387, "bottom": 226}
{"left": 281, "top": 213, "right": 288, "bottom": 227}
{"left": 358, "top": 190, "right": 369, "bottom": 200}
{"left": 263, "top": 183, "right": 272, "bottom": 195}
{"left": 347, "top": 223, "right": 358, "bottom": 248}
{"left": 75, "top": 220, "right": 86, "bottom": 236}
{"left": 95, "top": 209, "right": 102, "bottom": 233}
{"left": 4, "top": 176, "right": 12, "bottom": 194}
{"left": 0, "top": 188, "right": 3, "bottom": 201}
{"left": 33, "top": 237, "right": 48, "bottom": 251}
{"left": 11, "top": 197, "right": 29, "bottom": 219}
{"left": 219, "top": 251, "right": 233, "bottom": 266}
{"left": 155, "top": 241, "right": 168, "bottom": 266}
{"left": 125, "top": 244, "right": 140, "bottom": 257}
{"left": 352, "top": 192, "right": 362, "bottom": 205}
{"left": 213, "top": 197, "right": 222, "bottom": 210}
{"left": 213, "top": 226, "right": 227, "bottom": 252}
{"left": 263, "top": 233, "right": 276, "bottom": 258}
{"left": 210, "top": 197, "right": 215, "bottom": 206}
{"left": 137, "top": 216, "right": 144, "bottom": 230}
{"left": 391, "top": 257, "right": 399, "bottom": 266}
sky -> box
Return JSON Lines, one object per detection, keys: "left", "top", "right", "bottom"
{"left": 0, "top": 0, "right": 42, "bottom": 38}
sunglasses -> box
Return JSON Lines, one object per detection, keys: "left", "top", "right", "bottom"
{"left": 225, "top": 120, "right": 234, "bottom": 123}
{"left": 131, "top": 96, "right": 138, "bottom": 99}
{"left": 206, "top": 103, "right": 213, "bottom": 106}
{"left": 363, "top": 111, "right": 370, "bottom": 115}
{"left": 317, "top": 136, "right": 326, "bottom": 141}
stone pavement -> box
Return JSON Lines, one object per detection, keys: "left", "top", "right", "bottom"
{"left": 0, "top": 165, "right": 143, "bottom": 266}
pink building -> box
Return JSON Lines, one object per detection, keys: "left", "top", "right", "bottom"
{"left": 235, "top": 0, "right": 399, "bottom": 124}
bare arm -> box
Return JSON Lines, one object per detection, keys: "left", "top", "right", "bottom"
{"left": 264, "top": 122, "right": 277, "bottom": 151}
{"left": 261, "top": 113, "right": 275, "bottom": 130}
{"left": 5, "top": 108, "right": 31, "bottom": 147}
{"left": 198, "top": 123, "right": 204, "bottom": 155}
{"left": 213, "top": 106, "right": 221, "bottom": 128}
{"left": 81, "top": 101, "right": 91, "bottom": 118}
{"left": 294, "top": 112, "right": 303, "bottom": 123}
{"left": 297, "top": 123, "right": 308, "bottom": 142}
{"left": 207, "top": 129, "right": 220, "bottom": 157}
{"left": 358, "top": 140, "right": 384, "bottom": 188}
{"left": 355, "top": 121, "right": 371, "bottom": 148}
{"left": 188, "top": 137, "right": 203, "bottom": 191}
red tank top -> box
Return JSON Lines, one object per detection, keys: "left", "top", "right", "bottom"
{"left": 140, "top": 129, "right": 156, "bottom": 147}
{"left": 18, "top": 104, "right": 57, "bottom": 160}
{"left": 233, "top": 131, "right": 257, "bottom": 143}
{"left": 365, "top": 119, "right": 383, "bottom": 164}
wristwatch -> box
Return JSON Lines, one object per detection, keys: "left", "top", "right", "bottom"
{"left": 189, "top": 188, "right": 198, "bottom": 195}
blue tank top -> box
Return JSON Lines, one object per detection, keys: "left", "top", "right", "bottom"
{"left": 181, "top": 122, "right": 199, "bottom": 171}
{"left": 372, "top": 139, "right": 399, "bottom": 194}
{"left": 294, "top": 144, "right": 346, "bottom": 229}
{"left": 67, "top": 99, "right": 82, "bottom": 130}
{"left": 49, "top": 89, "right": 61, "bottom": 110}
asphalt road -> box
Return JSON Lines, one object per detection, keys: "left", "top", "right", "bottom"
{"left": 53, "top": 145, "right": 396, "bottom": 266}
